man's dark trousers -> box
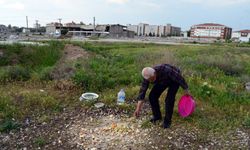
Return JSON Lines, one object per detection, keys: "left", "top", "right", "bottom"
{"left": 149, "top": 81, "right": 179, "bottom": 123}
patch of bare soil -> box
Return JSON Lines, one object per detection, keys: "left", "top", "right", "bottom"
{"left": 51, "top": 44, "right": 89, "bottom": 79}
{"left": 63, "top": 44, "right": 89, "bottom": 61}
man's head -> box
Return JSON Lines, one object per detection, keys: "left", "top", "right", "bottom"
{"left": 142, "top": 67, "right": 156, "bottom": 82}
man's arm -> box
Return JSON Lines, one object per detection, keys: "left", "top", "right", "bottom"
{"left": 137, "top": 79, "right": 149, "bottom": 100}
{"left": 168, "top": 68, "right": 188, "bottom": 90}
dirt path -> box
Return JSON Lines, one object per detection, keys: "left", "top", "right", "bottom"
{"left": 1, "top": 102, "right": 249, "bottom": 150}
{"left": 51, "top": 44, "right": 89, "bottom": 79}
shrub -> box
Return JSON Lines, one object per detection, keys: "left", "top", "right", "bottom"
{"left": 38, "top": 67, "right": 54, "bottom": 81}
{"left": 8, "top": 66, "right": 30, "bottom": 81}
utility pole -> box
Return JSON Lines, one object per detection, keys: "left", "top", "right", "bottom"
{"left": 58, "top": 18, "right": 62, "bottom": 34}
{"left": 26, "top": 16, "right": 29, "bottom": 29}
{"left": 93, "top": 17, "right": 95, "bottom": 32}
{"left": 35, "top": 20, "right": 39, "bottom": 33}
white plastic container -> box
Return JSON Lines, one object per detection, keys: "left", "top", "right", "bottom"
{"left": 117, "top": 89, "right": 125, "bottom": 105}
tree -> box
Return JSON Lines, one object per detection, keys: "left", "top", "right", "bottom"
{"left": 8, "top": 24, "right": 11, "bottom": 29}
{"left": 61, "top": 29, "right": 69, "bottom": 35}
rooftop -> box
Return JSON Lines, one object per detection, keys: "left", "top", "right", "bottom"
{"left": 193, "top": 23, "right": 229, "bottom": 27}
{"left": 237, "top": 29, "right": 250, "bottom": 33}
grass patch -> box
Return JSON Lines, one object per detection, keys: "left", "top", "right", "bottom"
{"left": 243, "top": 117, "right": 250, "bottom": 128}
{"left": 33, "top": 137, "right": 46, "bottom": 147}
{"left": 0, "top": 41, "right": 64, "bottom": 82}
{"left": 0, "top": 119, "right": 20, "bottom": 133}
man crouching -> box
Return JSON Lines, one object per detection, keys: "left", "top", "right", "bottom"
{"left": 134, "top": 64, "right": 190, "bottom": 128}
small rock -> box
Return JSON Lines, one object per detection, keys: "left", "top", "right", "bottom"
{"left": 25, "top": 118, "right": 30, "bottom": 125}
{"left": 58, "top": 139, "right": 62, "bottom": 144}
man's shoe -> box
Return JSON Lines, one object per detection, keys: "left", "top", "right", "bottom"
{"left": 150, "top": 116, "right": 162, "bottom": 123}
{"left": 163, "top": 120, "right": 171, "bottom": 129}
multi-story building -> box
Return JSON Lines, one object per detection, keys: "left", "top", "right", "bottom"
{"left": 190, "top": 23, "right": 232, "bottom": 39}
{"left": 232, "top": 30, "right": 250, "bottom": 42}
{"left": 127, "top": 23, "right": 181, "bottom": 37}
{"left": 138, "top": 23, "right": 148, "bottom": 36}
{"left": 127, "top": 24, "right": 138, "bottom": 35}
{"left": 158, "top": 25, "right": 165, "bottom": 37}
{"left": 170, "top": 25, "right": 181, "bottom": 36}
{"left": 145, "top": 25, "right": 159, "bottom": 36}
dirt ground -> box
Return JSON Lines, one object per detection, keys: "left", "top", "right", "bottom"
{"left": 0, "top": 103, "right": 249, "bottom": 150}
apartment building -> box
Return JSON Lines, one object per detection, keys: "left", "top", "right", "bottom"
{"left": 190, "top": 23, "right": 232, "bottom": 39}
{"left": 127, "top": 23, "right": 181, "bottom": 37}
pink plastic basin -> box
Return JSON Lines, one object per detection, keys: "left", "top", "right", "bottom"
{"left": 178, "top": 95, "right": 196, "bottom": 117}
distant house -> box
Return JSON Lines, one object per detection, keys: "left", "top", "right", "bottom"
{"left": 232, "top": 30, "right": 250, "bottom": 42}
{"left": 46, "top": 22, "right": 62, "bottom": 35}
{"left": 22, "top": 28, "right": 31, "bottom": 34}
{"left": 109, "top": 24, "right": 134, "bottom": 38}
{"left": 190, "top": 23, "right": 232, "bottom": 39}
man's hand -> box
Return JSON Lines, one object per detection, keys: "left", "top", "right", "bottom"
{"left": 134, "top": 108, "right": 141, "bottom": 118}
{"left": 133, "top": 100, "right": 144, "bottom": 118}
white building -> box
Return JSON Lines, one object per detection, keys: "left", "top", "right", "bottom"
{"left": 138, "top": 23, "right": 148, "bottom": 36}
{"left": 127, "top": 23, "right": 181, "bottom": 37}
{"left": 232, "top": 30, "right": 250, "bottom": 42}
{"left": 46, "top": 22, "right": 62, "bottom": 35}
{"left": 158, "top": 25, "right": 165, "bottom": 37}
{"left": 190, "top": 23, "right": 232, "bottom": 39}
{"left": 127, "top": 25, "right": 138, "bottom": 35}
{"left": 145, "top": 25, "right": 159, "bottom": 36}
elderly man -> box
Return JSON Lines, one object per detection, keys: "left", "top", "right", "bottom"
{"left": 134, "top": 64, "right": 189, "bottom": 128}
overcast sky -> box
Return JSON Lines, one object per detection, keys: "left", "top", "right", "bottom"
{"left": 0, "top": 0, "right": 249, "bottom": 30}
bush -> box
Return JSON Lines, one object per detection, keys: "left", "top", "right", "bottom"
{"left": 38, "top": 67, "right": 54, "bottom": 81}
{"left": 8, "top": 66, "right": 31, "bottom": 81}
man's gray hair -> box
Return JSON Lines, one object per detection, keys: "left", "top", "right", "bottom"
{"left": 142, "top": 67, "right": 155, "bottom": 79}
